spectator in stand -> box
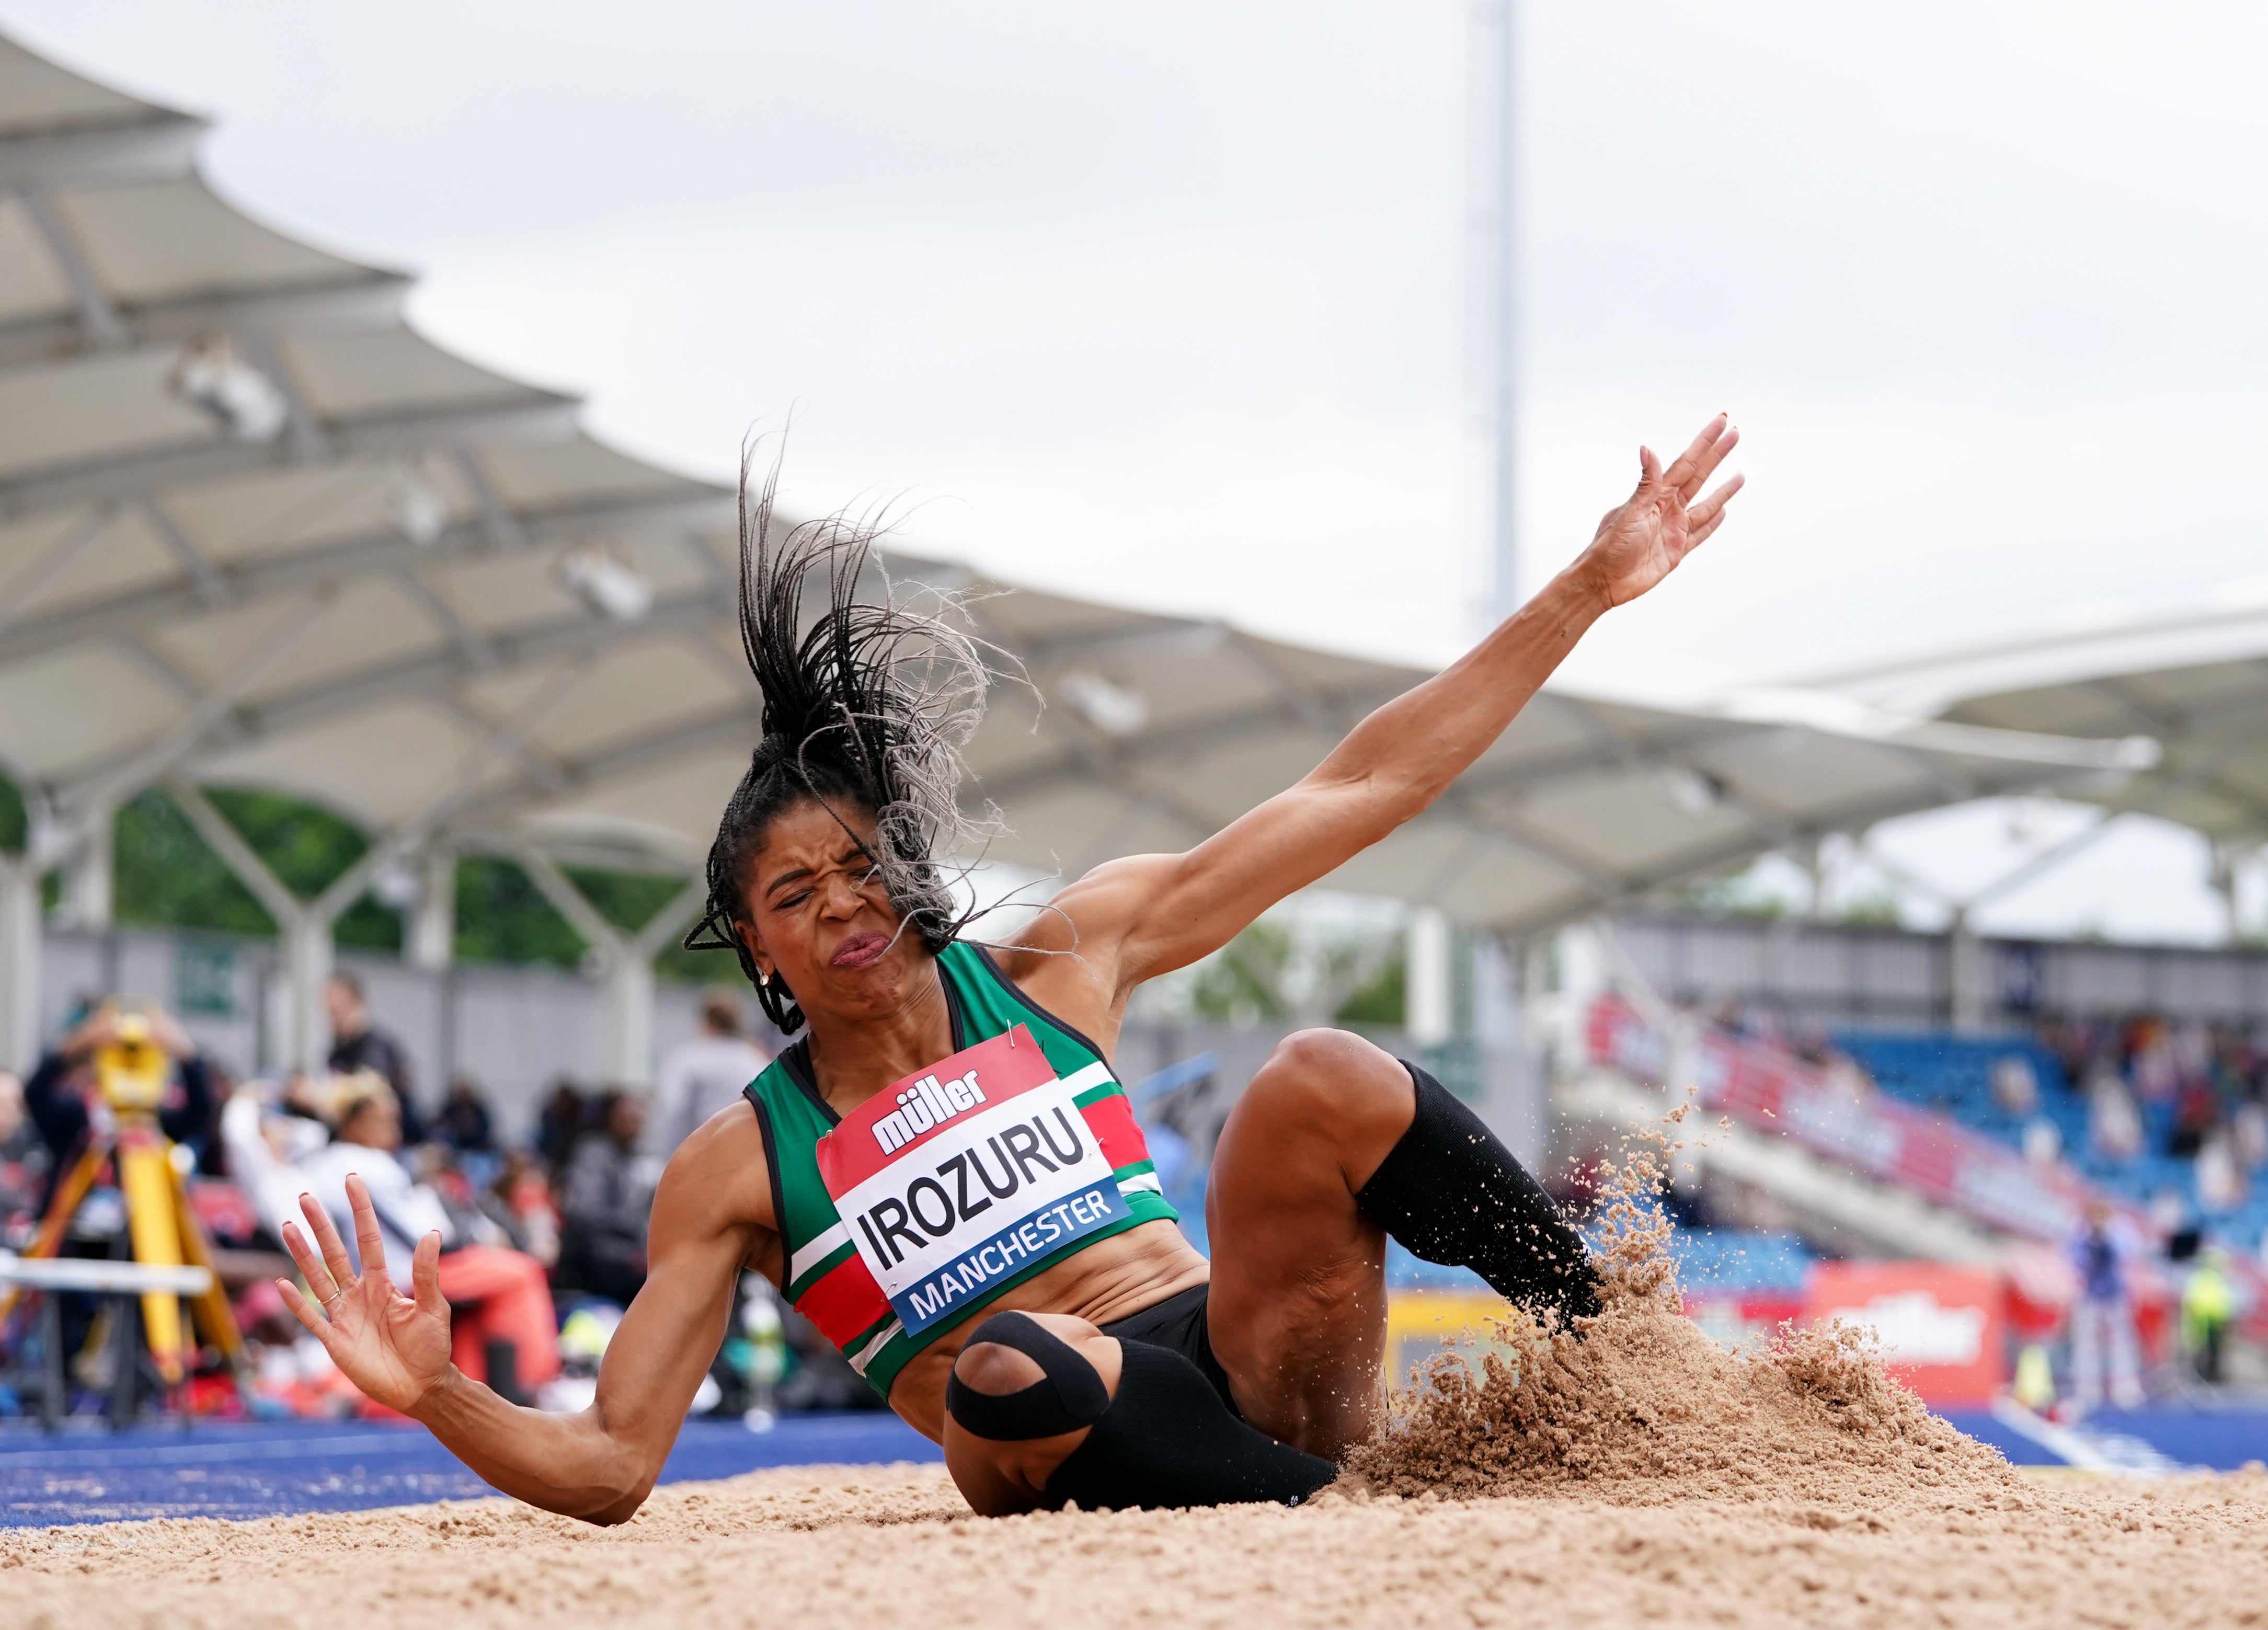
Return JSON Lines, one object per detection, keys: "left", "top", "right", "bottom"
{"left": 325, "top": 972, "right": 426, "bottom": 1146}
{"left": 2088, "top": 1067, "right": 2144, "bottom": 1162}
{"left": 434, "top": 1078, "right": 496, "bottom": 1154}
{"left": 555, "top": 1089, "right": 650, "bottom": 1306}
{"left": 2170, "top": 1073, "right": 2222, "bottom": 1160}
{"left": 2067, "top": 1201, "right": 2145, "bottom": 1414}
{"left": 652, "top": 988, "right": 771, "bottom": 1155}
{"left": 534, "top": 1078, "right": 586, "bottom": 1172}
{"left": 482, "top": 1148, "right": 560, "bottom": 1269}
{"left": 223, "top": 1072, "right": 558, "bottom": 1402}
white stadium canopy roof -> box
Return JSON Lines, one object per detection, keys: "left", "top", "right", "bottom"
{"left": 1805, "top": 596, "right": 2268, "bottom": 849}
{"left": 0, "top": 31, "right": 2157, "bottom": 1072}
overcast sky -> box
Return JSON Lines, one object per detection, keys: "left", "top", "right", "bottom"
{"left": 8, "top": 1, "right": 2265, "bottom": 942}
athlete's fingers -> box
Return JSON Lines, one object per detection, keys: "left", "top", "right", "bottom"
{"left": 1677, "top": 423, "right": 1738, "bottom": 502}
{"left": 1635, "top": 443, "right": 1663, "bottom": 493}
{"left": 411, "top": 1229, "right": 446, "bottom": 1322}
{"left": 280, "top": 1211, "right": 339, "bottom": 1304}
{"left": 1686, "top": 472, "right": 1746, "bottom": 532}
{"left": 1659, "top": 414, "right": 1730, "bottom": 498}
{"left": 276, "top": 1277, "right": 340, "bottom": 1349}
{"left": 1687, "top": 477, "right": 1744, "bottom": 549}
{"left": 345, "top": 1173, "right": 392, "bottom": 1291}
{"left": 299, "top": 1190, "right": 357, "bottom": 1293}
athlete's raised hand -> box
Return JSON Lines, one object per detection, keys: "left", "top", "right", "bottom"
{"left": 275, "top": 1175, "right": 452, "bottom": 1411}
{"left": 1577, "top": 413, "right": 1743, "bottom": 608}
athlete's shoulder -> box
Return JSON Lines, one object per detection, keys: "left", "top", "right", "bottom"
{"left": 655, "top": 1094, "right": 776, "bottom": 1236}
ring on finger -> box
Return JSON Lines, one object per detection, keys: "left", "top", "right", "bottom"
{"left": 322, "top": 1289, "right": 348, "bottom": 1315}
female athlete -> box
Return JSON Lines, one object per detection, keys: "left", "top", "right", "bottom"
{"left": 278, "top": 415, "right": 1742, "bottom": 1517}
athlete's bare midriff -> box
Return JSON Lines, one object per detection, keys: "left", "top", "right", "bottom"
{"left": 884, "top": 1219, "right": 1209, "bottom": 1440}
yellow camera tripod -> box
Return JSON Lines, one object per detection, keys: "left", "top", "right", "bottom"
{"left": 2, "top": 1012, "right": 245, "bottom": 1390}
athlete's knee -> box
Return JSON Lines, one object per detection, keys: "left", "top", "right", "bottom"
{"left": 1250, "top": 1028, "right": 1411, "bottom": 1122}
{"left": 953, "top": 1339, "right": 1041, "bottom": 1397}
{"left": 945, "top": 1312, "right": 1114, "bottom": 1442}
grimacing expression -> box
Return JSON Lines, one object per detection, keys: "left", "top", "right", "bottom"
{"left": 737, "top": 800, "right": 923, "bottom": 1015}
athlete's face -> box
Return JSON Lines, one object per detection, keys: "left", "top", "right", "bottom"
{"left": 738, "top": 798, "right": 921, "bottom": 1017}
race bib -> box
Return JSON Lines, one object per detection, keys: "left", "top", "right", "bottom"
{"left": 815, "top": 1026, "right": 1130, "bottom": 1335}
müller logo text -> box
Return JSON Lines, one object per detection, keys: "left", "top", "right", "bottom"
{"left": 873, "top": 1069, "right": 988, "bottom": 1153}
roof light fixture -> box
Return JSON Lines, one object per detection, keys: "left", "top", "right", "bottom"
{"left": 169, "top": 334, "right": 289, "bottom": 443}
{"left": 1059, "top": 668, "right": 1149, "bottom": 737}
{"left": 558, "top": 544, "right": 652, "bottom": 622}
{"left": 384, "top": 456, "right": 449, "bottom": 546}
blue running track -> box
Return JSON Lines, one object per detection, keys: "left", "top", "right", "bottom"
{"left": 0, "top": 1413, "right": 938, "bottom": 1528}
{"left": 7, "top": 1408, "right": 2266, "bottom": 1527}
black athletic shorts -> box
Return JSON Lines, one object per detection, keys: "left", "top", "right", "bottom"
{"left": 1098, "top": 1282, "right": 1241, "bottom": 1419}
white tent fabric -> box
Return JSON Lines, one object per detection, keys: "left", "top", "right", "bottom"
{"left": 1799, "top": 599, "right": 2268, "bottom": 847}
{"left": 0, "top": 32, "right": 2151, "bottom": 1075}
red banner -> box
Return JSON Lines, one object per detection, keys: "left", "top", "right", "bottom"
{"left": 1805, "top": 1261, "right": 2006, "bottom": 1406}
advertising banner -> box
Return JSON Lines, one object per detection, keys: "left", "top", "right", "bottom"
{"left": 1805, "top": 1261, "right": 2006, "bottom": 1406}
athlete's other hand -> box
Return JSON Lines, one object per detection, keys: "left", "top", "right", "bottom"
{"left": 276, "top": 1175, "right": 452, "bottom": 1412}
{"left": 1576, "top": 414, "right": 1743, "bottom": 609}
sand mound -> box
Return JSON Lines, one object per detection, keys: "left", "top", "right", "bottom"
{"left": 8, "top": 1462, "right": 2268, "bottom": 1629}
{"left": 1348, "top": 1111, "right": 2011, "bottom": 1507}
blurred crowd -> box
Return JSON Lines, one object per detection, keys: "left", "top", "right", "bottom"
{"left": 0, "top": 978, "right": 881, "bottom": 1424}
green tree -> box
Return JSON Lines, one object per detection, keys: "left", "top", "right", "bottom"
{"left": 0, "top": 766, "right": 25, "bottom": 855}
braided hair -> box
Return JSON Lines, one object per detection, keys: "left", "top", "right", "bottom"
{"left": 681, "top": 446, "right": 997, "bottom": 1034}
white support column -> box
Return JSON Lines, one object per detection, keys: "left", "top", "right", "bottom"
{"left": 283, "top": 913, "right": 334, "bottom": 1077}
{"left": 409, "top": 846, "right": 456, "bottom": 971}
{"left": 604, "top": 953, "right": 656, "bottom": 1088}
{"left": 0, "top": 853, "right": 41, "bottom": 1074}
{"left": 1948, "top": 912, "right": 1986, "bottom": 1035}
{"left": 58, "top": 801, "right": 113, "bottom": 930}
{"left": 1406, "top": 905, "right": 1453, "bottom": 1050}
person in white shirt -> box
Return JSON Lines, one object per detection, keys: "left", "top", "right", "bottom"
{"left": 225, "top": 1074, "right": 557, "bottom": 1400}
{"left": 651, "top": 989, "right": 771, "bottom": 1155}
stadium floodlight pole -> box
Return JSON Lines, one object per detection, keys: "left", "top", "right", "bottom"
{"left": 1482, "top": 0, "right": 1519, "bottom": 626}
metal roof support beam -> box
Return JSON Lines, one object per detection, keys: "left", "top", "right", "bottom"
{"left": 0, "top": 501, "right": 113, "bottom": 638}
{"left": 0, "top": 111, "right": 203, "bottom": 190}
{"left": 0, "top": 391, "right": 579, "bottom": 522}
{"left": 0, "top": 270, "right": 409, "bottom": 373}
{"left": 165, "top": 778, "right": 331, "bottom": 1074}
{"left": 512, "top": 847, "right": 701, "bottom": 1086}
{"left": 136, "top": 497, "right": 226, "bottom": 606}
{"left": 284, "top": 656, "right": 604, "bottom": 943}
{"left": 0, "top": 488, "right": 727, "bottom": 671}
{"left": 15, "top": 185, "right": 126, "bottom": 350}
{"left": 59, "top": 589, "right": 336, "bottom": 820}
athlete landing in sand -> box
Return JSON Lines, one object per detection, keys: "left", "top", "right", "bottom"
{"left": 280, "top": 416, "right": 1742, "bottom": 1518}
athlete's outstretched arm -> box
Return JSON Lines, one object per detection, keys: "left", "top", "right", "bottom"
{"left": 274, "top": 1109, "right": 772, "bottom": 1524}
{"left": 1017, "top": 415, "right": 1740, "bottom": 1004}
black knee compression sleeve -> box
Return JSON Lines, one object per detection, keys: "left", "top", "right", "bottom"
{"left": 944, "top": 1312, "right": 1332, "bottom": 1509}
{"left": 945, "top": 1312, "right": 1110, "bottom": 1440}
{"left": 1043, "top": 1341, "right": 1336, "bottom": 1512}
{"left": 1356, "top": 1063, "right": 1600, "bottom": 1327}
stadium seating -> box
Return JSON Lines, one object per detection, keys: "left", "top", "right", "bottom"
{"left": 1834, "top": 1030, "right": 2268, "bottom": 1253}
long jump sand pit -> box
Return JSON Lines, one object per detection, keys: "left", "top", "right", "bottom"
{"left": 7, "top": 1460, "right": 2268, "bottom": 1630}
{"left": 15, "top": 1141, "right": 2266, "bottom": 1628}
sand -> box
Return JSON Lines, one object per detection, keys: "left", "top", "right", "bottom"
{"left": 15, "top": 1116, "right": 2267, "bottom": 1628}
{"left": 7, "top": 1461, "right": 2268, "bottom": 1629}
